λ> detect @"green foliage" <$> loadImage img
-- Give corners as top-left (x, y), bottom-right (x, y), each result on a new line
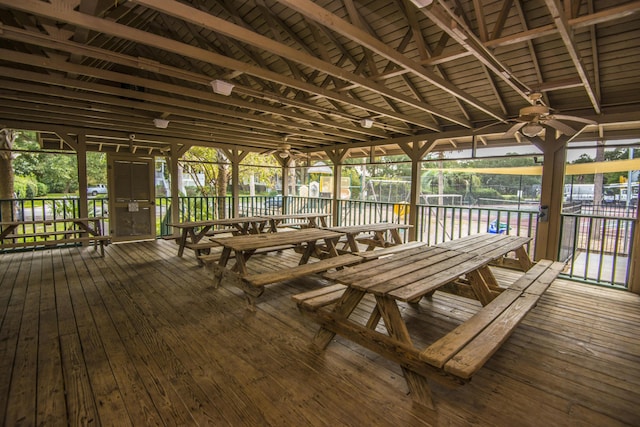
top-left (12, 131), bottom-right (80, 194)
top-left (471, 187), bottom-right (502, 200)
top-left (13, 175), bottom-right (40, 198)
top-left (87, 152), bottom-right (107, 185)
top-left (48, 198), bottom-right (79, 217)
top-left (569, 147), bottom-right (637, 185)
top-left (180, 147), bottom-right (228, 196)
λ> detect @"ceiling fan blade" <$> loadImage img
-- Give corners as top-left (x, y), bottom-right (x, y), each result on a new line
top-left (260, 148), bottom-right (277, 155)
top-left (544, 119), bottom-right (577, 136)
top-left (504, 122), bottom-right (526, 138)
top-left (551, 114), bottom-right (597, 125)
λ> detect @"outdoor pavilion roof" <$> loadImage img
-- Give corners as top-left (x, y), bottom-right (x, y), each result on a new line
top-left (0, 0), bottom-right (639, 159)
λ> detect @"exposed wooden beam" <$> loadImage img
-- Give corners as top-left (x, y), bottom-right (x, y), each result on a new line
top-left (276, 0), bottom-right (504, 124)
top-left (416, 1), bottom-right (532, 102)
top-left (0, 49), bottom-right (385, 141)
top-left (544, 0), bottom-right (601, 113)
top-left (1, 0), bottom-right (439, 131)
top-left (132, 0), bottom-right (468, 128)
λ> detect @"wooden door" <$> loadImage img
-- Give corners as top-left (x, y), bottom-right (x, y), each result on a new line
top-left (108, 155), bottom-right (156, 242)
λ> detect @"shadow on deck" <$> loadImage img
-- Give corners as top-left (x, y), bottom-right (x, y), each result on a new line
top-left (0, 240), bottom-right (638, 426)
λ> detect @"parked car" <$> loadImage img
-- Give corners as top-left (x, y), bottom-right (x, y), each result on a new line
top-left (264, 194), bottom-right (283, 208)
top-left (87, 184), bottom-right (108, 196)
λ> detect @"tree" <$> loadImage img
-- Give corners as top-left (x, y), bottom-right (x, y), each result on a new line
top-left (0, 129), bottom-right (17, 220)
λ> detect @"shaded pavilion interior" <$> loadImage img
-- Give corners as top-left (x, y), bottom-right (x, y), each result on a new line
top-left (2, 241), bottom-right (640, 426)
top-left (1, 0), bottom-right (640, 424)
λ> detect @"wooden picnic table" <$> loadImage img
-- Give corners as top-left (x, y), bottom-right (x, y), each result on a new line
top-left (208, 228), bottom-right (358, 308)
top-left (1, 217), bottom-right (110, 255)
top-left (263, 212), bottom-right (330, 232)
top-left (325, 222), bottom-right (411, 252)
top-left (435, 233), bottom-right (533, 271)
top-left (1, 220), bottom-right (52, 239)
top-left (169, 216), bottom-right (269, 257)
top-left (293, 238), bottom-right (563, 408)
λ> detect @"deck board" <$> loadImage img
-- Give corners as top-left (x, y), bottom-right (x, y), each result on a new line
top-left (0, 240), bottom-right (639, 426)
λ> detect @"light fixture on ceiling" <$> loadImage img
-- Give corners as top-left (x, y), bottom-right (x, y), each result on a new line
top-left (278, 151), bottom-right (289, 158)
top-left (409, 0), bottom-right (433, 8)
top-left (210, 79), bottom-right (234, 96)
top-left (360, 118), bottom-right (374, 128)
top-left (153, 118), bottom-right (170, 129)
top-left (521, 122), bottom-right (544, 137)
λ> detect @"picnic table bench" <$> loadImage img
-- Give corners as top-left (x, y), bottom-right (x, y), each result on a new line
top-left (292, 240), bottom-right (565, 408)
top-left (207, 228), bottom-right (361, 309)
top-left (1, 218), bottom-right (110, 256)
top-left (324, 222), bottom-right (411, 253)
top-left (263, 212), bottom-right (330, 232)
top-left (168, 216), bottom-right (269, 261)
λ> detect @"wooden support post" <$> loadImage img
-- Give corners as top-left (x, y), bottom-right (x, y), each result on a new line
top-left (325, 149), bottom-right (348, 226)
top-left (531, 131), bottom-right (569, 261)
top-left (76, 133), bottom-right (89, 221)
top-left (628, 214), bottom-right (640, 294)
top-left (279, 156), bottom-right (291, 214)
top-left (170, 147), bottom-right (180, 228)
top-left (224, 149), bottom-right (248, 218)
top-left (399, 141), bottom-right (435, 242)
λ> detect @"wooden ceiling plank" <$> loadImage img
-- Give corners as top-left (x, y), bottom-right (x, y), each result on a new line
top-left (276, 0), bottom-right (499, 124)
top-left (544, 0), bottom-right (601, 114)
top-left (569, 0), bottom-right (640, 28)
top-left (490, 0), bottom-right (514, 40)
top-left (0, 73), bottom-right (365, 145)
top-left (472, 0), bottom-right (488, 42)
top-left (417, 1), bottom-right (531, 102)
top-left (0, 38), bottom-right (389, 139)
top-left (513, 1), bottom-right (547, 107)
top-left (397, 1), bottom-right (469, 124)
top-left (344, 0), bottom-right (380, 76)
top-left (133, 0), bottom-right (463, 127)
top-left (2, 0), bottom-right (438, 131)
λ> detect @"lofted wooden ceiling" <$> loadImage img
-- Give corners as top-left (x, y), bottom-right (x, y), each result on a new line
top-left (0, 0), bottom-right (639, 158)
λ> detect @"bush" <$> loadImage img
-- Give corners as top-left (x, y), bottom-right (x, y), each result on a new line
top-left (37, 182), bottom-right (48, 196)
top-left (471, 187), bottom-right (502, 200)
top-left (14, 175), bottom-right (41, 198)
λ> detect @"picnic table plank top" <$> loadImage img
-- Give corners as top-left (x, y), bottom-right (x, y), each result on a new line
top-left (435, 234), bottom-right (531, 260)
top-left (265, 213), bottom-right (330, 220)
top-left (326, 222), bottom-right (412, 233)
top-left (169, 216), bottom-right (267, 228)
top-left (328, 246), bottom-right (484, 298)
top-left (210, 228), bottom-right (344, 251)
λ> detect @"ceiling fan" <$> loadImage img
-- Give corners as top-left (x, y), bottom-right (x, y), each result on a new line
top-left (262, 138), bottom-right (303, 158)
top-left (504, 92), bottom-right (597, 138)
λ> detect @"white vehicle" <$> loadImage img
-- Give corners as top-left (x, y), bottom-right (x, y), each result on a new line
top-left (564, 184), bottom-right (595, 202)
top-left (87, 184), bottom-right (108, 196)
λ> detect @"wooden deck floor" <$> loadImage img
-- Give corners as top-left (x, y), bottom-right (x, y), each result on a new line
top-left (1, 240), bottom-right (639, 426)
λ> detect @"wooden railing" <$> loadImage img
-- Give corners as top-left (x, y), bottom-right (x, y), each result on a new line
top-left (2, 196), bottom-right (634, 288)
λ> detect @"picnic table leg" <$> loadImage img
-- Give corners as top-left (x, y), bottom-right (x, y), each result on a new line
top-left (312, 287), bottom-right (365, 350)
top-left (323, 237), bottom-right (340, 258)
top-left (515, 246), bottom-right (533, 271)
top-left (390, 228), bottom-right (403, 245)
top-left (212, 247), bottom-right (233, 288)
top-left (300, 242), bottom-right (316, 264)
top-left (345, 234), bottom-right (359, 253)
top-left (466, 266), bottom-right (501, 306)
top-left (177, 229), bottom-right (189, 257)
top-left (375, 296), bottom-right (434, 409)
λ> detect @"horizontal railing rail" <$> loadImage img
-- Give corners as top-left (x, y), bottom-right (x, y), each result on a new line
top-left (2, 196), bottom-right (633, 288)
